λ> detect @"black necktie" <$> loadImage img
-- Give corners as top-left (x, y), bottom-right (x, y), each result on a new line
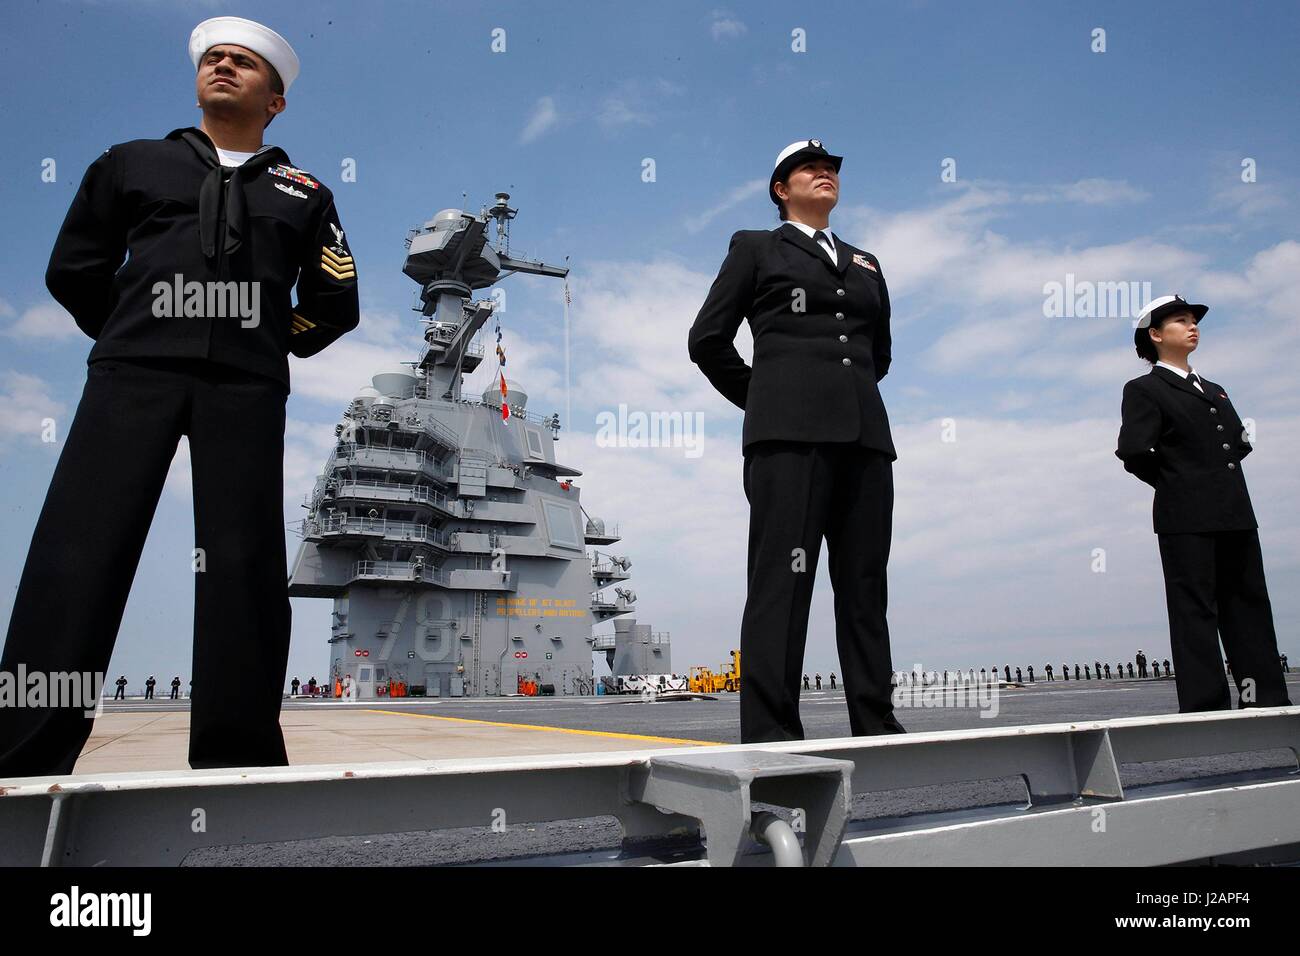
top-left (1188, 371), bottom-right (1202, 392)
top-left (813, 229), bottom-right (834, 260)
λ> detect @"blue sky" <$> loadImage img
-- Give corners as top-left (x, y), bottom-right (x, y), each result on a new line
top-left (2, 0), bottom-right (1298, 691)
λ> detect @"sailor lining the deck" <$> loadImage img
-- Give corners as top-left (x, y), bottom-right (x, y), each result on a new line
top-left (0, 16), bottom-right (360, 776)
top-left (1116, 294), bottom-right (1290, 713)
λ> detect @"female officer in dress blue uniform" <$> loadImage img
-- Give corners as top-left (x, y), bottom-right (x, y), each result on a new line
top-left (688, 140), bottom-right (906, 742)
top-left (1116, 294), bottom-right (1290, 712)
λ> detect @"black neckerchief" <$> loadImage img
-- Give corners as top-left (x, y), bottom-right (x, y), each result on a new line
top-left (167, 127), bottom-right (290, 260)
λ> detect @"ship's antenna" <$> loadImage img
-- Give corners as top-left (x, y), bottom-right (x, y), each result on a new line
top-left (562, 255), bottom-right (572, 438)
top-left (487, 192), bottom-right (517, 256)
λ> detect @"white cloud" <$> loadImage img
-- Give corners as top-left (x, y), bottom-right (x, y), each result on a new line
top-left (595, 78), bottom-right (686, 131)
top-left (1198, 239), bottom-right (1300, 317)
top-left (1021, 178), bottom-right (1150, 205)
top-left (562, 254), bottom-right (747, 422)
top-left (520, 96), bottom-right (559, 144)
top-left (287, 306), bottom-right (416, 406)
top-left (838, 183), bottom-right (1202, 308)
top-left (828, 182), bottom-right (1247, 377)
top-left (682, 178), bottom-right (767, 233)
top-left (1212, 179), bottom-right (1288, 219)
top-left (597, 96), bottom-right (650, 129)
top-left (3, 300), bottom-right (80, 341)
top-left (0, 369), bottom-right (68, 454)
top-left (710, 10), bottom-right (748, 40)
top-left (283, 414), bottom-right (341, 521)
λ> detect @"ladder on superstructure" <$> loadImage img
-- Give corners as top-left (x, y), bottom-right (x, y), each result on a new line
top-left (469, 557), bottom-right (486, 695)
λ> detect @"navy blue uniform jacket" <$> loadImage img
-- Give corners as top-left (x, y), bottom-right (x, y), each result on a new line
top-left (45, 127), bottom-right (359, 390)
top-left (687, 222), bottom-right (895, 459)
top-left (1116, 365), bottom-right (1258, 534)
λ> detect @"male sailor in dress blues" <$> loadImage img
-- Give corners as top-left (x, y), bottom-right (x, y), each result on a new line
top-left (0, 17), bottom-right (359, 776)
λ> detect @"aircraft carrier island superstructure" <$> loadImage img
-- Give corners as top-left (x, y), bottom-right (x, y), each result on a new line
top-left (288, 195), bottom-right (670, 698)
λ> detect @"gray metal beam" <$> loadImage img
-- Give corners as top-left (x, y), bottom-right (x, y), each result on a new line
top-left (1, 707), bottom-right (1296, 866)
top-left (833, 777), bottom-right (1300, 866)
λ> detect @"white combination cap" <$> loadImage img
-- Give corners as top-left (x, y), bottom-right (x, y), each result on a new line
top-left (1135, 293), bottom-right (1208, 329)
top-left (770, 139), bottom-right (843, 205)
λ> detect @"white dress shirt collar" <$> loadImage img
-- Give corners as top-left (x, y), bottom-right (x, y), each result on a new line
top-left (784, 219), bottom-right (837, 263)
top-left (1156, 360), bottom-right (1203, 391)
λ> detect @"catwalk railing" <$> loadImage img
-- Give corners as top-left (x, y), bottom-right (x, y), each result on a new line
top-left (307, 480), bottom-right (456, 515)
top-left (0, 707), bottom-right (1297, 867)
top-left (351, 560), bottom-right (448, 586)
top-left (299, 515), bottom-right (454, 550)
top-left (329, 443), bottom-right (455, 483)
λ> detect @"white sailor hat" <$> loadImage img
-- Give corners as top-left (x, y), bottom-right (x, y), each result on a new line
top-left (1135, 293), bottom-right (1208, 329)
top-left (770, 139), bottom-right (843, 205)
top-left (188, 16), bottom-right (300, 93)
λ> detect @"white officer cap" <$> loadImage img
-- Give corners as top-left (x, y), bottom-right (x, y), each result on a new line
top-left (1135, 293), bottom-right (1209, 328)
top-left (188, 16), bottom-right (300, 93)
top-left (770, 139), bottom-right (843, 205)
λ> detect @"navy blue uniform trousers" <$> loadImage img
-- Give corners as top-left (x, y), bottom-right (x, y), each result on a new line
top-left (739, 439), bottom-right (905, 742)
top-left (1157, 530), bottom-right (1291, 712)
top-left (0, 357), bottom-right (292, 775)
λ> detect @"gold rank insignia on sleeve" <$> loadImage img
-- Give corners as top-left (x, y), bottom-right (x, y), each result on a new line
top-left (320, 245), bottom-right (356, 281)
top-left (290, 312), bottom-right (317, 335)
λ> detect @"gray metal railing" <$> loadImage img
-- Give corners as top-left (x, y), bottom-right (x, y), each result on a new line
top-left (332, 444), bottom-right (453, 482)
top-left (302, 515), bottom-right (452, 549)
top-left (587, 631), bottom-right (669, 649)
top-left (2, 707), bottom-right (1297, 867)
top-left (419, 328), bottom-right (486, 366)
top-left (591, 595), bottom-right (634, 612)
top-left (339, 407), bottom-right (461, 451)
top-left (419, 397), bottom-right (557, 428)
top-left (423, 415), bottom-right (461, 451)
top-left (351, 560), bottom-right (447, 586)
top-left (328, 480), bottom-right (454, 513)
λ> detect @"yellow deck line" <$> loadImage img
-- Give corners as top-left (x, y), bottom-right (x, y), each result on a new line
top-left (360, 708), bottom-right (720, 747)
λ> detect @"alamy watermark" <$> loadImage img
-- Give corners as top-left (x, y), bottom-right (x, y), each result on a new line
top-left (892, 665), bottom-right (1001, 718)
top-left (1043, 274), bottom-right (1152, 320)
top-left (49, 885), bottom-right (151, 936)
top-left (152, 274), bottom-right (260, 328)
top-left (595, 403), bottom-right (704, 458)
top-left (0, 666), bottom-right (105, 717)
